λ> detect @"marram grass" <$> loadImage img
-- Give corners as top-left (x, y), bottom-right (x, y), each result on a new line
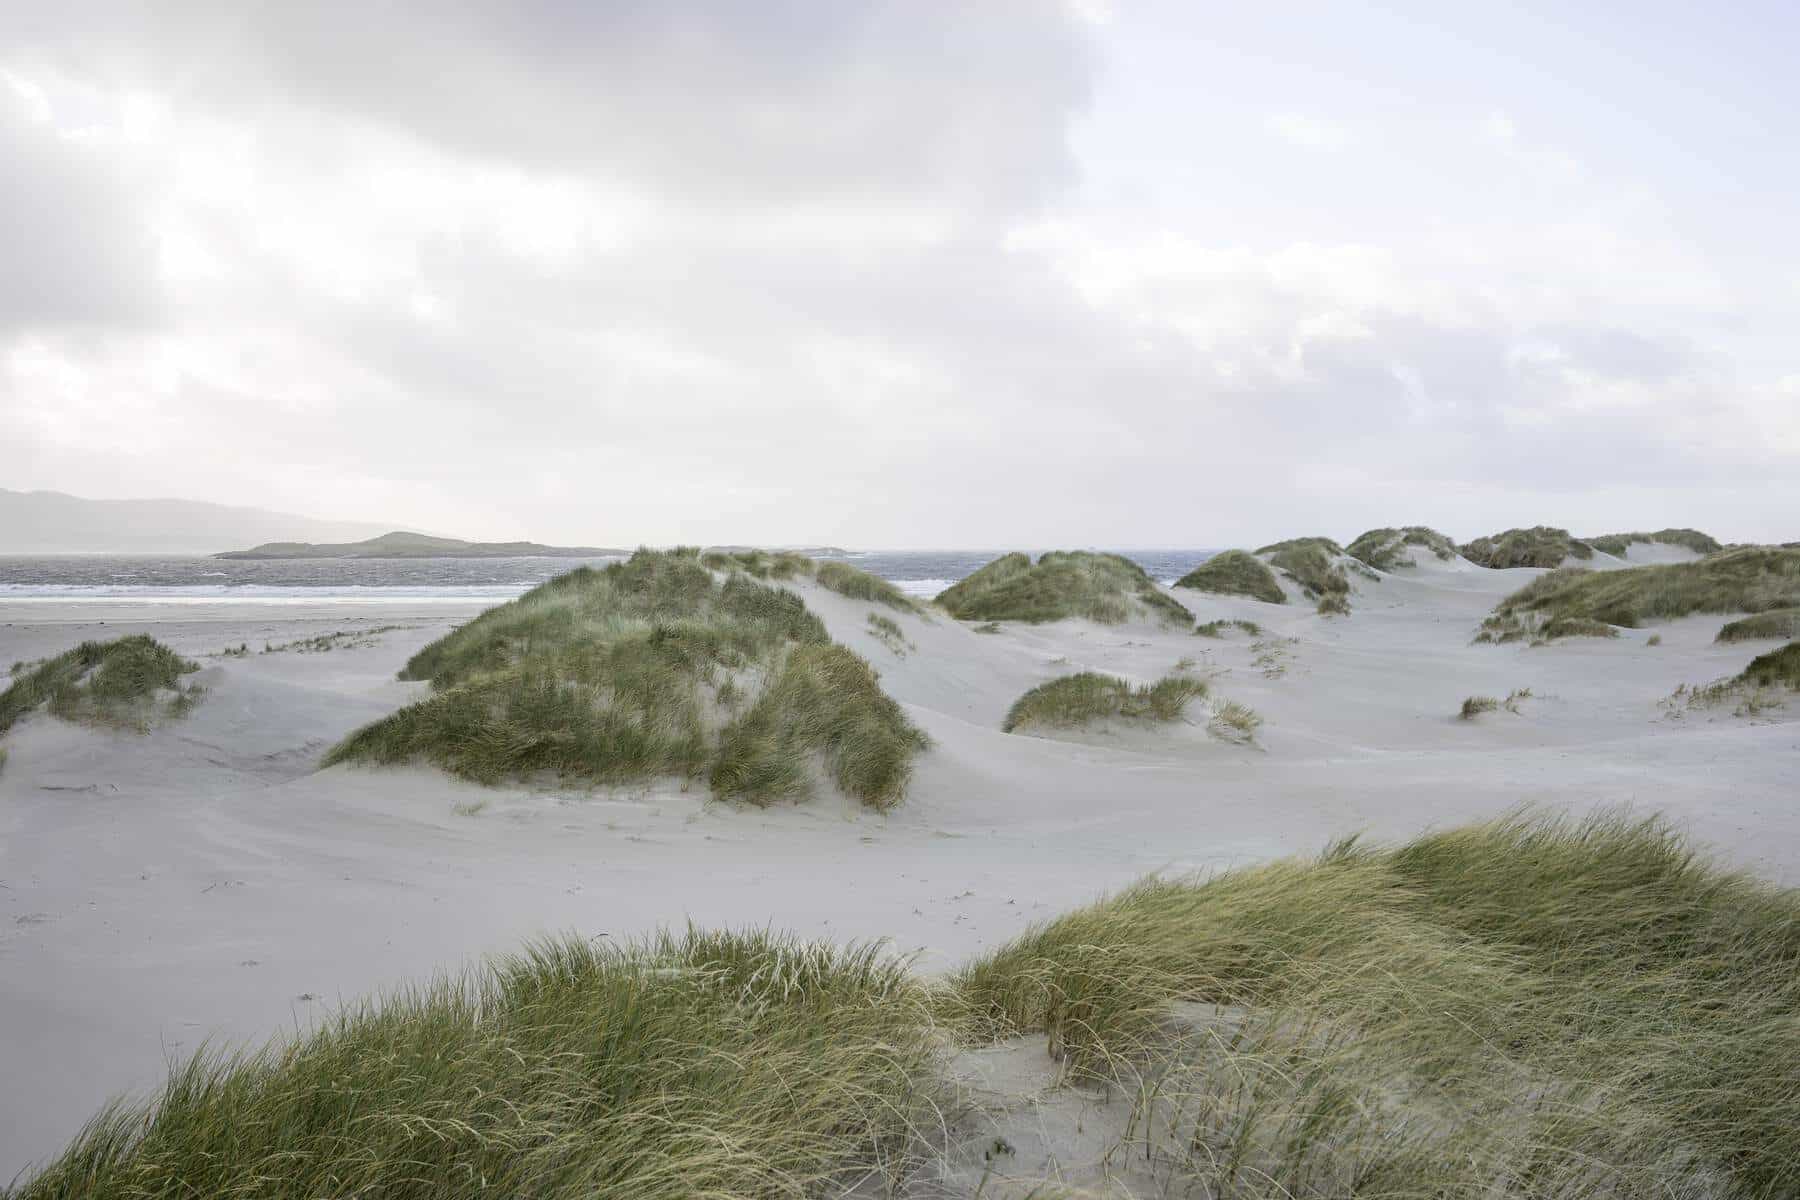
top-left (937, 551), bottom-right (1192, 627)
top-left (1460, 525), bottom-right (1596, 569)
top-left (1587, 528), bottom-right (1722, 558)
top-left (1346, 525), bottom-right (1457, 571)
top-left (1174, 549), bottom-right (1285, 604)
top-left (326, 550), bottom-right (926, 809)
top-left (1002, 671), bottom-right (1207, 733)
top-left (1487, 546), bottom-right (1800, 633)
top-left (12, 812), bottom-right (1800, 1198)
top-left (814, 560), bottom-right (920, 612)
top-left (0, 635), bottom-right (200, 737)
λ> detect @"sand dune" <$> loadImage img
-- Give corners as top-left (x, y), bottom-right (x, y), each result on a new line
top-left (1, 560), bottom-right (1796, 1180)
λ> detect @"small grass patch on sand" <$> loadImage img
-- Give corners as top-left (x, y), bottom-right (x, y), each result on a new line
top-left (1460, 525), bottom-right (1595, 568)
top-left (1003, 671), bottom-right (1207, 733)
top-left (1315, 592), bottom-right (1350, 617)
top-left (1174, 550), bottom-right (1285, 604)
top-left (1193, 618), bottom-right (1263, 638)
top-left (0, 635), bottom-right (201, 736)
top-left (1668, 643), bottom-right (1799, 718)
top-left (325, 550), bottom-right (926, 809)
top-left (1485, 546), bottom-right (1800, 635)
top-left (865, 612), bottom-right (913, 656)
top-left (815, 560), bottom-right (919, 612)
top-left (1458, 695), bottom-right (1498, 719)
top-left (1587, 528), bottom-right (1722, 558)
top-left (1716, 608), bottom-right (1800, 642)
top-left (1207, 698), bottom-right (1262, 743)
top-left (1346, 525), bottom-right (1457, 571)
top-left (938, 552), bottom-right (1192, 627)
top-left (262, 625), bottom-right (409, 654)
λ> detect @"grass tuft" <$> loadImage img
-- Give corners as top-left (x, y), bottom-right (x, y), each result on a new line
top-left (938, 552), bottom-right (1192, 627)
top-left (815, 560), bottom-right (920, 612)
top-left (1194, 618), bottom-right (1263, 638)
top-left (1458, 695), bottom-right (1498, 719)
top-left (10, 930), bottom-right (941, 1200)
top-left (1460, 525), bottom-right (1595, 569)
top-left (1716, 608), bottom-right (1800, 642)
top-left (1258, 538), bottom-right (1353, 607)
top-left (1174, 550), bottom-right (1285, 604)
top-left (1002, 671), bottom-right (1207, 733)
top-left (1485, 546), bottom-right (1800, 634)
top-left (0, 635), bottom-right (201, 737)
top-left (1346, 526), bottom-right (1457, 571)
top-left (325, 551), bottom-right (925, 809)
top-left (1587, 528), bottom-right (1722, 558)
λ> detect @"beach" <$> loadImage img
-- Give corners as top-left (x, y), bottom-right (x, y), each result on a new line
top-left (3, 551), bottom-right (1796, 1181)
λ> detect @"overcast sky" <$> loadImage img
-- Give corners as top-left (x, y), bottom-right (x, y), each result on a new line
top-left (4, 1), bottom-right (1797, 548)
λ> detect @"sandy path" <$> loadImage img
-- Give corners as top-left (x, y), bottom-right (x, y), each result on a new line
top-left (2, 574), bottom-right (1796, 1179)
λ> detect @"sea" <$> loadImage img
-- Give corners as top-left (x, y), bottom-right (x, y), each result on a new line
top-left (0, 550), bottom-right (1221, 605)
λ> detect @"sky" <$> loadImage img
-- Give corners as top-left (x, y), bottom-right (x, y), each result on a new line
top-left (3, 1), bottom-right (1797, 548)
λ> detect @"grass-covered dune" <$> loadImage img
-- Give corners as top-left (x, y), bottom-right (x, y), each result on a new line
top-left (936, 551), bottom-right (1192, 627)
top-left (1173, 549), bottom-right (1285, 604)
top-left (1716, 608), bottom-right (1800, 642)
top-left (1460, 525), bottom-right (1596, 569)
top-left (327, 549), bottom-right (927, 810)
top-left (1, 635), bottom-right (201, 738)
top-left (1256, 537), bottom-right (1355, 608)
top-left (1002, 671), bottom-right (1206, 733)
top-left (1587, 528), bottom-right (1722, 558)
top-left (698, 547), bottom-right (814, 580)
top-left (1345, 525), bottom-right (1457, 571)
top-left (16, 812), bottom-right (1800, 1198)
top-left (1484, 545), bottom-right (1800, 636)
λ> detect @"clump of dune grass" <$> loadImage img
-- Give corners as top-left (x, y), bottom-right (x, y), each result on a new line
top-left (865, 612), bottom-right (912, 656)
top-left (1485, 546), bottom-right (1800, 637)
top-left (1002, 671), bottom-right (1207, 733)
top-left (1315, 592), bottom-right (1350, 617)
top-left (700, 548), bottom-right (816, 581)
top-left (1346, 525), bottom-right (1457, 571)
top-left (1716, 607), bottom-right (1800, 642)
top-left (1207, 698), bottom-right (1262, 743)
top-left (0, 635), bottom-right (201, 737)
top-left (1668, 643), bottom-right (1797, 716)
top-left (325, 550), bottom-right (925, 809)
top-left (938, 552), bottom-right (1192, 627)
top-left (1587, 528), bottom-right (1722, 558)
top-left (711, 644), bottom-right (929, 811)
top-left (1193, 618), bottom-right (1263, 638)
top-left (815, 560), bottom-right (919, 612)
top-left (1740, 640), bottom-right (1800, 689)
top-left (1460, 525), bottom-right (1596, 569)
top-left (1256, 538), bottom-right (1353, 606)
top-left (1174, 550), bottom-right (1285, 604)
top-left (947, 809), bottom-right (1800, 1196)
top-left (1648, 633), bottom-right (1664, 646)
top-left (1458, 695), bottom-right (1498, 719)
top-left (9, 929), bottom-right (941, 1200)
top-left (972, 621), bottom-right (1003, 635)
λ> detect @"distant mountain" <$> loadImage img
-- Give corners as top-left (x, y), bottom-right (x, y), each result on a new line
top-left (0, 489), bottom-right (404, 554)
top-left (217, 531), bottom-right (623, 560)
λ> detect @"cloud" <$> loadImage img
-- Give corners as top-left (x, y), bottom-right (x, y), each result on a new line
top-left (0, 4), bottom-right (1795, 546)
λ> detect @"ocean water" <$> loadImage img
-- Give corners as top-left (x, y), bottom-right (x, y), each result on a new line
top-left (0, 550), bottom-right (1221, 604)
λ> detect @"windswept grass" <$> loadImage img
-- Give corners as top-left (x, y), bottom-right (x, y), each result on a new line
top-left (16, 813), bottom-right (1800, 1198)
top-left (700, 549), bottom-right (816, 580)
top-left (1716, 608), bottom-right (1800, 642)
top-left (0, 635), bottom-right (200, 737)
top-left (948, 809), bottom-right (1800, 1196)
top-left (1315, 592), bottom-right (1350, 617)
top-left (1193, 617), bottom-right (1263, 638)
top-left (1587, 528), bottom-right (1722, 558)
top-left (1485, 546), bottom-right (1800, 634)
top-left (814, 560), bottom-right (920, 612)
top-left (1458, 695), bottom-right (1498, 719)
top-left (711, 644), bottom-right (929, 812)
top-left (1174, 550), bottom-right (1285, 604)
top-left (1740, 640), bottom-right (1800, 690)
top-left (1345, 525), bottom-right (1457, 571)
top-left (937, 552), bottom-right (1192, 627)
top-left (1460, 525), bottom-right (1595, 568)
top-left (1002, 671), bottom-right (1207, 733)
top-left (10, 930), bottom-right (940, 1200)
top-left (1259, 538), bottom-right (1352, 605)
top-left (325, 550), bottom-right (926, 808)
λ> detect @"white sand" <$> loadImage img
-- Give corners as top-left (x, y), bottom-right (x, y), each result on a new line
top-left (2, 570), bottom-right (1797, 1180)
